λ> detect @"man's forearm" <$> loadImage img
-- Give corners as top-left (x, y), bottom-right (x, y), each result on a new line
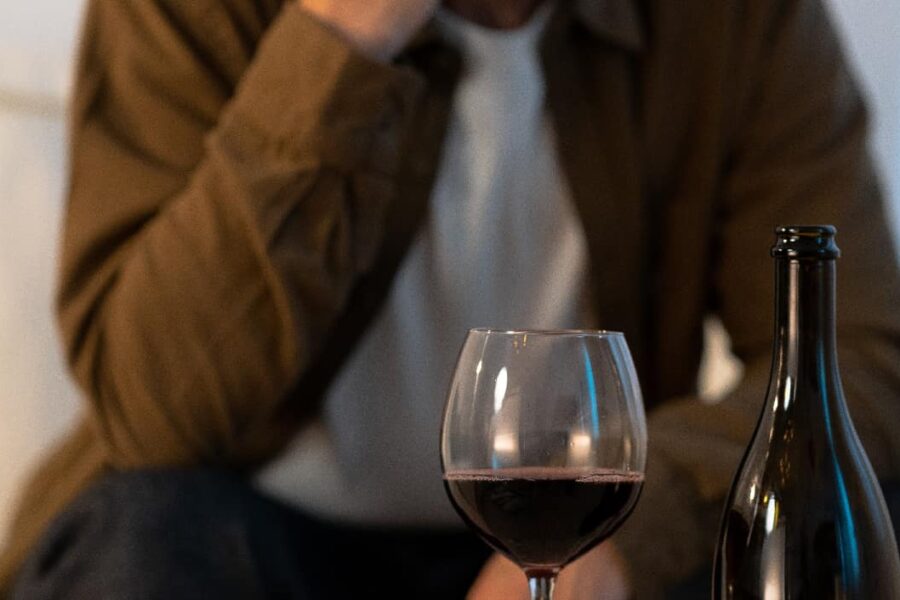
top-left (60, 2), bottom-right (422, 468)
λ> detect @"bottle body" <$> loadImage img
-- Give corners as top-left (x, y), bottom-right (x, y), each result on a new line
top-left (714, 227), bottom-right (900, 599)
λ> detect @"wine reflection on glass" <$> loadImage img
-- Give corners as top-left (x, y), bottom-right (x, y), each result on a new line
top-left (441, 329), bottom-right (648, 600)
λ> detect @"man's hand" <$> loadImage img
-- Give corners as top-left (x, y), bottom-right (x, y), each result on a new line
top-left (554, 542), bottom-right (631, 600)
top-left (467, 551), bottom-right (530, 599)
top-left (467, 543), bottom-right (631, 600)
top-left (299, 0), bottom-right (440, 62)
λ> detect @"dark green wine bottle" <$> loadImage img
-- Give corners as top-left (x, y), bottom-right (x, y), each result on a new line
top-left (714, 226), bottom-right (900, 599)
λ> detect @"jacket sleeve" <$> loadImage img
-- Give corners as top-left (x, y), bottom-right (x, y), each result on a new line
top-left (58, 0), bottom-right (423, 468)
top-left (614, 1), bottom-right (900, 597)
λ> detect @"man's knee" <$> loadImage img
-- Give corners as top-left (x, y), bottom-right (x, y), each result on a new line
top-left (13, 468), bottom-right (296, 600)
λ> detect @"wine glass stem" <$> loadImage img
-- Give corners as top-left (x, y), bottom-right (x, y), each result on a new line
top-left (528, 576), bottom-right (556, 600)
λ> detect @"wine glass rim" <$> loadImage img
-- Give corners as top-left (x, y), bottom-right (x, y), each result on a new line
top-left (467, 328), bottom-right (624, 337)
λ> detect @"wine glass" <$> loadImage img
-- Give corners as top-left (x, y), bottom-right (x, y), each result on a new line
top-left (441, 329), bottom-right (647, 600)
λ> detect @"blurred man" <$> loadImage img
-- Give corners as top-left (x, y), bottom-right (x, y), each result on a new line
top-left (3, 0), bottom-right (900, 598)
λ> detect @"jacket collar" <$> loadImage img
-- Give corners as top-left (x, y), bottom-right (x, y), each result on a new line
top-left (405, 0), bottom-right (644, 55)
top-left (574, 0), bottom-right (644, 51)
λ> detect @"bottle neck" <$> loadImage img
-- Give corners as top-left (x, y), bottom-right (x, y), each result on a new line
top-left (772, 258), bottom-right (840, 399)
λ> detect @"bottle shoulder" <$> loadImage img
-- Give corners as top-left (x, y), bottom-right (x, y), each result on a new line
top-left (722, 411), bottom-right (900, 583)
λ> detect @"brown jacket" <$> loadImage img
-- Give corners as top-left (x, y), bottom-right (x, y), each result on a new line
top-left (3, 0), bottom-right (900, 596)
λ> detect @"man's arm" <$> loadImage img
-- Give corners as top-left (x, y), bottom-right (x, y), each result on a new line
top-left (59, 0), bottom-right (426, 469)
top-left (614, 0), bottom-right (900, 597)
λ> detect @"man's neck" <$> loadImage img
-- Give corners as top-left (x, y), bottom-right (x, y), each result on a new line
top-left (443, 0), bottom-right (547, 29)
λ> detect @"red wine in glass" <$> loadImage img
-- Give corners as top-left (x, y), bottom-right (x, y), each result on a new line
top-left (441, 330), bottom-right (647, 599)
top-left (444, 467), bottom-right (643, 576)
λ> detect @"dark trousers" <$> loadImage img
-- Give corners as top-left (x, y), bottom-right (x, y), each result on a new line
top-left (12, 469), bottom-right (492, 600)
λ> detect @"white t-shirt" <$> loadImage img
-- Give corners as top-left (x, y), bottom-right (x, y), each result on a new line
top-left (256, 2), bottom-right (592, 527)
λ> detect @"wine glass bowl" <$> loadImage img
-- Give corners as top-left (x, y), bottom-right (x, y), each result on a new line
top-left (441, 329), bottom-right (647, 598)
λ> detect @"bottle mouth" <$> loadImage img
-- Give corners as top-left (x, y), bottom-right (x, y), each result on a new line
top-left (771, 225), bottom-right (840, 259)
